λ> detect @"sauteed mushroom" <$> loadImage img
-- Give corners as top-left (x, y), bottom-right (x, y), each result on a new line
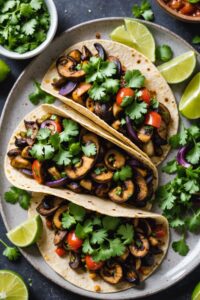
top-left (7, 148), bottom-right (21, 157)
top-left (156, 120), bottom-right (168, 142)
top-left (69, 251), bottom-right (81, 269)
top-left (36, 196), bottom-right (64, 216)
top-left (100, 262), bottom-right (123, 284)
top-left (104, 149), bottom-right (125, 170)
top-left (129, 234), bottom-right (149, 257)
top-left (24, 120), bottom-right (39, 140)
top-left (82, 133), bottom-right (100, 154)
top-left (54, 230), bottom-right (67, 246)
top-left (112, 102), bottom-right (123, 118)
top-left (109, 180), bottom-right (134, 203)
top-left (92, 164), bottom-right (113, 183)
top-left (158, 103), bottom-right (171, 125)
top-left (15, 137), bottom-right (28, 149)
top-left (143, 140), bottom-right (154, 157)
top-left (65, 156), bottom-right (95, 180)
top-left (94, 102), bottom-right (113, 123)
top-left (86, 97), bottom-right (95, 112)
top-left (53, 205), bottom-right (68, 229)
top-left (67, 182), bottom-right (82, 193)
top-left (11, 155), bottom-right (32, 169)
top-left (94, 43), bottom-right (107, 60)
top-left (21, 146), bottom-right (32, 159)
top-left (95, 183), bottom-right (110, 198)
top-left (137, 126), bottom-right (153, 143)
top-left (135, 175), bottom-right (148, 202)
top-left (72, 82), bottom-right (92, 105)
top-left (124, 266), bottom-right (140, 285)
top-left (107, 56), bottom-right (122, 76)
top-left (81, 45), bottom-right (92, 61)
top-left (80, 179), bottom-right (93, 191)
top-left (67, 49), bottom-right (82, 63)
top-left (56, 56), bottom-right (85, 80)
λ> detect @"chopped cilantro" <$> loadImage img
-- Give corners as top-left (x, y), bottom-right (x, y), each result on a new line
top-left (94, 166), bottom-right (107, 175)
top-left (113, 165), bottom-right (133, 182)
top-left (156, 45), bottom-right (173, 62)
top-left (29, 81), bottom-right (55, 105)
top-left (61, 212), bottom-right (76, 229)
top-left (102, 216), bottom-right (120, 231)
top-left (124, 70), bottom-right (145, 89)
top-left (91, 229), bottom-right (108, 245)
top-left (30, 143), bottom-right (54, 161)
top-left (172, 235), bottom-right (189, 256)
top-left (4, 186), bottom-right (31, 210)
top-left (192, 35), bottom-right (200, 44)
top-left (125, 100), bottom-right (147, 121)
top-left (117, 224), bottom-right (134, 244)
top-left (53, 148), bottom-right (72, 166)
top-left (120, 96), bottom-right (134, 107)
top-left (132, 0), bottom-right (154, 21)
top-left (69, 142), bottom-right (81, 156)
top-left (82, 143), bottom-right (97, 157)
top-left (60, 119), bottom-right (79, 142)
top-left (0, 239), bottom-right (20, 261)
top-left (36, 128), bottom-right (51, 141)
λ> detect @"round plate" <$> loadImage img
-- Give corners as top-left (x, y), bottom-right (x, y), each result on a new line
top-left (0, 18), bottom-right (199, 300)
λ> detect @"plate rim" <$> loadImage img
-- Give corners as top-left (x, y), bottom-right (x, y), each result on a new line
top-left (0, 17), bottom-right (199, 299)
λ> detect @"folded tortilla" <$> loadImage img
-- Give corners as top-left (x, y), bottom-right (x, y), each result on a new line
top-left (5, 104), bottom-right (158, 210)
top-left (28, 192), bottom-right (169, 293)
top-left (41, 39), bottom-right (179, 165)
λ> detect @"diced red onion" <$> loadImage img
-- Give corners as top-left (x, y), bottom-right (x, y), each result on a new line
top-left (59, 81), bottom-right (77, 96)
top-left (21, 169), bottom-right (33, 177)
top-left (45, 177), bottom-right (68, 188)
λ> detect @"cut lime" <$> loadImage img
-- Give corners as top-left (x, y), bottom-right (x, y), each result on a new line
top-left (7, 215), bottom-right (43, 247)
top-left (110, 19), bottom-right (156, 62)
top-left (179, 72), bottom-right (200, 119)
top-left (158, 51), bottom-right (196, 84)
top-left (0, 59), bottom-right (10, 82)
top-left (192, 282), bottom-right (200, 300)
top-left (0, 270), bottom-right (28, 300)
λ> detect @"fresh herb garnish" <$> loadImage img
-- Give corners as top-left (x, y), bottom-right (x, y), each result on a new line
top-left (4, 186), bottom-right (31, 210)
top-left (113, 165), bottom-right (133, 181)
top-left (0, 239), bottom-right (20, 261)
top-left (172, 235), bottom-right (189, 256)
top-left (82, 143), bottom-right (97, 157)
top-left (192, 35), bottom-right (200, 44)
top-left (124, 70), bottom-right (145, 89)
top-left (132, 0), bottom-right (154, 21)
top-left (29, 81), bottom-right (55, 105)
top-left (125, 101), bottom-right (147, 121)
top-left (94, 166), bottom-right (107, 175)
top-left (156, 45), bottom-right (173, 62)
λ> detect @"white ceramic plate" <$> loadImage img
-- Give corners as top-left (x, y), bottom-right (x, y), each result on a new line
top-left (0, 18), bottom-right (199, 299)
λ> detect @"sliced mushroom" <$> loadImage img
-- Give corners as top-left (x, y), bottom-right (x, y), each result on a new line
top-left (52, 76), bottom-right (67, 89)
top-left (107, 56), bottom-right (122, 76)
top-left (54, 230), bottom-right (67, 246)
top-left (91, 163), bottom-right (113, 183)
top-left (36, 196), bottom-right (64, 216)
top-left (48, 166), bottom-right (61, 180)
top-left (119, 248), bottom-right (129, 261)
top-left (113, 102), bottom-right (123, 118)
top-left (11, 155), bottom-right (32, 169)
top-left (129, 234), bottom-right (149, 258)
top-left (104, 149), bottom-right (125, 170)
top-left (135, 168), bottom-right (147, 178)
top-left (67, 182), bottom-right (82, 193)
top-left (149, 236), bottom-right (159, 247)
top-left (21, 146), bottom-right (32, 159)
top-left (69, 251), bottom-right (81, 269)
top-left (124, 267), bottom-right (140, 285)
top-left (86, 97), bottom-right (95, 112)
top-left (137, 126), bottom-right (153, 143)
top-left (157, 120), bottom-right (168, 142)
top-left (67, 49), bottom-right (82, 63)
top-left (109, 180), bottom-right (134, 203)
top-left (100, 262), bottom-right (123, 284)
top-left (135, 219), bottom-right (152, 236)
top-left (111, 120), bottom-right (121, 131)
top-left (94, 102), bottom-right (113, 123)
top-left (143, 140), bottom-right (155, 157)
top-left (81, 45), bottom-right (92, 61)
top-left (24, 120), bottom-right (39, 140)
top-left (158, 103), bottom-right (171, 125)
top-left (7, 148), bottom-right (21, 157)
top-left (53, 205), bottom-right (68, 229)
top-left (94, 43), bottom-right (107, 60)
top-left (56, 55), bottom-right (85, 80)
top-left (135, 175), bottom-right (148, 202)
top-left (95, 183), bottom-right (111, 198)
top-left (15, 137), bottom-right (28, 149)
top-left (80, 179), bottom-right (93, 191)
top-left (82, 133), bottom-right (100, 154)
top-left (72, 82), bottom-right (92, 105)
top-left (65, 156), bottom-right (95, 180)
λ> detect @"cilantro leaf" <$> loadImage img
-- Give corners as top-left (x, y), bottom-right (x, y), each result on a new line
top-left (100, 61), bottom-right (117, 78)
top-left (69, 203), bottom-right (86, 222)
top-left (162, 160), bottom-right (178, 174)
top-left (0, 238), bottom-right (20, 261)
top-left (61, 212), bottom-right (76, 229)
top-left (113, 165), bottom-right (133, 182)
top-left (30, 0), bottom-right (42, 10)
top-left (22, 19), bottom-right (37, 36)
top-left (75, 221), bottom-right (93, 239)
top-left (120, 96), bottom-right (134, 108)
top-left (82, 143), bottom-right (96, 157)
top-left (170, 218), bottom-right (185, 229)
top-left (53, 148), bottom-right (72, 166)
top-left (125, 101), bottom-right (147, 120)
top-left (172, 236), bottom-right (189, 256)
top-left (117, 224), bottom-right (134, 244)
top-left (29, 81), bottom-right (55, 105)
top-left (69, 142), bottom-right (81, 155)
top-left (91, 229), bottom-right (107, 245)
top-left (109, 238), bottom-right (126, 257)
top-left (20, 3), bottom-right (33, 17)
top-left (88, 83), bottom-right (107, 101)
top-left (92, 246), bottom-right (113, 262)
top-left (60, 119), bottom-right (79, 142)
top-left (30, 143), bottom-right (54, 161)
top-left (184, 179), bottom-right (199, 194)
top-left (125, 70), bottom-right (145, 88)
top-left (4, 187), bottom-right (31, 210)
top-left (142, 9), bottom-right (154, 21)
top-left (2, 1), bottom-right (16, 13)
top-left (36, 128), bottom-right (51, 141)
top-left (132, 0), bottom-right (154, 21)
top-left (102, 78), bottom-right (120, 94)
top-left (82, 238), bottom-right (94, 254)
top-left (186, 143), bottom-right (200, 165)
top-left (49, 133), bottom-right (60, 150)
top-left (156, 45), bottom-right (173, 62)
top-left (102, 216), bottom-right (120, 231)
top-left (192, 35), bottom-right (200, 44)
top-left (186, 210), bottom-right (200, 232)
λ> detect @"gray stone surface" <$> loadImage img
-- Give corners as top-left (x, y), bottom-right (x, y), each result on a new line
top-left (0, 0), bottom-right (199, 299)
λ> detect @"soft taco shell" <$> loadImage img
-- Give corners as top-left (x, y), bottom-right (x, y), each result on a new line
top-left (5, 104), bottom-right (158, 211)
top-left (41, 39), bottom-right (179, 165)
top-left (28, 192), bottom-right (169, 293)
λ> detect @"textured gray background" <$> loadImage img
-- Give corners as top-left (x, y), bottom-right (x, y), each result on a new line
top-left (0, 0), bottom-right (200, 299)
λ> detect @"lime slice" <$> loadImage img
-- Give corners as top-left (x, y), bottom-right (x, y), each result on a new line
top-left (0, 59), bottom-right (10, 82)
top-left (157, 51), bottom-right (196, 84)
top-left (179, 72), bottom-right (200, 119)
top-left (7, 215), bottom-right (43, 247)
top-left (192, 282), bottom-right (200, 300)
top-left (0, 270), bottom-right (28, 300)
top-left (110, 19), bottom-right (155, 62)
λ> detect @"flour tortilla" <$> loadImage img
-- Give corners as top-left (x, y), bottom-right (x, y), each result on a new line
top-left (41, 39), bottom-right (179, 165)
top-left (5, 104), bottom-right (158, 211)
top-left (28, 192), bottom-right (169, 293)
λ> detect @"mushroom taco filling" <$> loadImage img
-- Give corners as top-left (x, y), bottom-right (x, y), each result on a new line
top-left (41, 39), bottom-right (178, 165)
top-left (6, 105), bottom-right (156, 209)
top-left (29, 193), bottom-right (169, 292)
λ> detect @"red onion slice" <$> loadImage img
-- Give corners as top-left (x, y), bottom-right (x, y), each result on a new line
top-left (176, 146), bottom-right (191, 168)
top-left (59, 81), bottom-right (77, 96)
top-left (45, 177), bottom-right (68, 188)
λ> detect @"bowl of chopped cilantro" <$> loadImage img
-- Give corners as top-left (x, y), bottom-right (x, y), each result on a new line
top-left (0, 0), bottom-right (58, 59)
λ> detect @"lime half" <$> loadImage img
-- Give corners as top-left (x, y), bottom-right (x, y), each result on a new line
top-left (0, 60), bottom-right (10, 82)
top-left (192, 282), bottom-right (200, 300)
top-left (0, 270), bottom-right (28, 300)
top-left (7, 215), bottom-right (43, 247)
top-left (110, 19), bottom-right (155, 62)
top-left (179, 72), bottom-right (200, 119)
top-left (158, 51), bottom-right (196, 84)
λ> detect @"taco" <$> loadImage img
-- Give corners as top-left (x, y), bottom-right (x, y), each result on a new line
top-left (29, 192), bottom-right (169, 293)
top-left (5, 104), bottom-right (158, 210)
top-left (41, 39), bottom-right (179, 165)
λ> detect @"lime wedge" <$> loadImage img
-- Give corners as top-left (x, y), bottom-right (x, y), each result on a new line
top-left (158, 51), bottom-right (196, 84)
top-left (0, 270), bottom-right (28, 300)
top-left (192, 282), bottom-right (200, 300)
top-left (110, 19), bottom-right (155, 62)
top-left (7, 215), bottom-right (43, 247)
top-left (0, 60), bottom-right (10, 82)
top-left (179, 72), bottom-right (200, 119)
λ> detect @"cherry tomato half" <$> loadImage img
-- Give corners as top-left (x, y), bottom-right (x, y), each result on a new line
top-left (67, 230), bottom-right (83, 251)
top-left (32, 160), bottom-right (43, 184)
top-left (155, 226), bottom-right (166, 239)
top-left (139, 88), bottom-right (151, 105)
top-left (180, 3), bottom-right (194, 15)
top-left (55, 247), bottom-right (66, 257)
top-left (145, 111), bottom-right (162, 128)
top-left (85, 255), bottom-right (104, 271)
top-left (116, 87), bottom-right (134, 106)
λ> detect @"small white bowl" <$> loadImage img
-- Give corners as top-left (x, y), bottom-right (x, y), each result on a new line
top-left (0, 0), bottom-right (58, 60)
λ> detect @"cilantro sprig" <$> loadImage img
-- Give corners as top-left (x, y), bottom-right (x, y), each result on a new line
top-left (29, 81), bottom-right (55, 105)
top-left (0, 239), bottom-right (20, 261)
top-left (4, 186), bottom-right (31, 210)
top-left (132, 0), bottom-right (154, 21)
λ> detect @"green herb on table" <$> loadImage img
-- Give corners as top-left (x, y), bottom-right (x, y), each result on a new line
top-left (132, 0), bottom-right (154, 21)
top-left (188, 0), bottom-right (200, 3)
top-left (0, 59), bottom-right (10, 82)
top-left (0, 239), bottom-right (20, 261)
top-left (0, 0), bottom-right (50, 54)
top-left (156, 45), bottom-right (173, 62)
top-left (4, 186), bottom-right (31, 210)
top-left (192, 35), bottom-right (200, 45)
top-left (29, 81), bottom-right (55, 105)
